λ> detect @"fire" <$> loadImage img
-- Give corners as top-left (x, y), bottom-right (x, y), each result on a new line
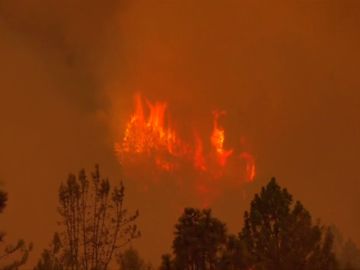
top-left (211, 111), bottom-right (233, 167)
top-left (239, 152), bottom-right (256, 182)
top-left (121, 94), bottom-right (183, 156)
top-left (116, 93), bottom-right (256, 204)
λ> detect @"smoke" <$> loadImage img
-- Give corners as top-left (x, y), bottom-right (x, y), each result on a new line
top-left (0, 0), bottom-right (129, 266)
top-left (0, 0), bottom-right (130, 112)
top-left (104, 0), bottom-right (360, 263)
top-left (0, 0), bottom-right (360, 267)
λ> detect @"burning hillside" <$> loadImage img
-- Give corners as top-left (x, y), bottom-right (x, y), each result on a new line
top-left (115, 94), bottom-right (256, 205)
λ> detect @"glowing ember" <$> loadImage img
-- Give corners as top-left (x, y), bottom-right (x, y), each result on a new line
top-left (115, 93), bottom-right (256, 204)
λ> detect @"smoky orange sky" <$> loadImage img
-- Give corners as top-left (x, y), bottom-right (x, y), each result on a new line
top-left (0, 0), bottom-right (360, 267)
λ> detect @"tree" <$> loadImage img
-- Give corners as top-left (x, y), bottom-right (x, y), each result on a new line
top-left (159, 254), bottom-right (174, 270)
top-left (330, 226), bottom-right (360, 270)
top-left (33, 233), bottom-right (63, 270)
top-left (117, 247), bottom-right (152, 270)
top-left (36, 165), bottom-right (140, 270)
top-left (216, 235), bottom-right (249, 270)
top-left (241, 177), bottom-right (338, 270)
top-left (172, 208), bottom-right (227, 270)
top-left (0, 189), bottom-right (32, 270)
top-left (339, 239), bottom-right (360, 270)
top-left (0, 191), bottom-right (6, 214)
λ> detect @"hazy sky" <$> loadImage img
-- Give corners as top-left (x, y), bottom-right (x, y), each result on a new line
top-left (0, 0), bottom-right (359, 267)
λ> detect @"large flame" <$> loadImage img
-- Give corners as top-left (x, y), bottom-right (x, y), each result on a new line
top-left (115, 93), bottom-right (256, 205)
top-left (120, 94), bottom-right (182, 155)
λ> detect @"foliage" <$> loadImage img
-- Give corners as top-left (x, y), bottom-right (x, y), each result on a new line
top-left (338, 238), bottom-right (360, 270)
top-left (241, 177), bottom-right (338, 270)
top-left (162, 178), bottom-right (341, 270)
top-left (216, 235), bottom-right (249, 270)
top-left (117, 247), bottom-right (152, 270)
top-left (33, 233), bottom-right (63, 270)
top-left (0, 191), bottom-right (7, 214)
top-left (35, 165), bottom-right (139, 270)
top-left (331, 226), bottom-right (360, 270)
top-left (172, 208), bottom-right (227, 270)
top-left (159, 254), bottom-right (174, 270)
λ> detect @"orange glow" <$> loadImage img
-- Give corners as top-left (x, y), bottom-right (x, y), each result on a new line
top-left (211, 111), bottom-right (233, 167)
top-left (155, 157), bottom-right (176, 172)
top-left (116, 93), bottom-right (256, 204)
top-left (240, 152), bottom-right (256, 182)
top-left (120, 94), bottom-right (184, 167)
top-left (194, 134), bottom-right (207, 171)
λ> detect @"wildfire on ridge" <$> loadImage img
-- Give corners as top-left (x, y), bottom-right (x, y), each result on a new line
top-left (115, 93), bottom-right (256, 204)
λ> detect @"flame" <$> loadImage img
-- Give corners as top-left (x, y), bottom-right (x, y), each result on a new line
top-left (211, 111), bottom-right (233, 167)
top-left (116, 93), bottom-right (256, 204)
top-left (240, 152), bottom-right (256, 182)
top-left (121, 94), bottom-right (184, 161)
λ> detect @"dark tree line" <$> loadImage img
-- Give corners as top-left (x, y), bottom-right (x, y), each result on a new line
top-left (1, 166), bottom-right (359, 270)
top-left (117, 247), bottom-right (153, 270)
top-left (160, 178), bottom-right (342, 270)
top-left (332, 227), bottom-right (360, 270)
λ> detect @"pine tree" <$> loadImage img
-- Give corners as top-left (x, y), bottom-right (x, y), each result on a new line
top-left (241, 178), bottom-right (338, 270)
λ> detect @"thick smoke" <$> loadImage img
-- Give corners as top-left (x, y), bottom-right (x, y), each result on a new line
top-left (0, 0), bottom-right (360, 266)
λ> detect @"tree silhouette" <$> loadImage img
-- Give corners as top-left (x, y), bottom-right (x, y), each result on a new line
top-left (172, 208), bottom-right (227, 270)
top-left (159, 254), bottom-right (174, 270)
top-left (339, 239), bottom-right (360, 270)
top-left (0, 191), bottom-right (6, 215)
top-left (217, 234), bottom-right (249, 270)
top-left (241, 177), bottom-right (338, 270)
top-left (35, 165), bottom-right (139, 270)
top-left (0, 190), bottom-right (32, 270)
top-left (117, 247), bottom-right (152, 270)
top-left (34, 233), bottom-right (63, 270)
